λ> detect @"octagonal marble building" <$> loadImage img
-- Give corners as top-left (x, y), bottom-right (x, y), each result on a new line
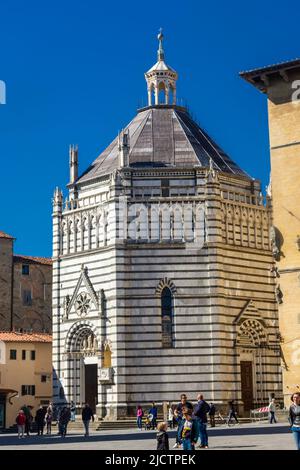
top-left (52, 32), bottom-right (283, 418)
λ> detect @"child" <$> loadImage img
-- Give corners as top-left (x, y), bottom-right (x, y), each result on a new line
top-left (177, 406), bottom-right (199, 451)
top-left (16, 410), bottom-right (26, 439)
top-left (156, 422), bottom-right (169, 450)
top-left (45, 411), bottom-right (52, 435)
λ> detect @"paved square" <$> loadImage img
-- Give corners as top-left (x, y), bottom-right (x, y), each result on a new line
top-left (0, 422), bottom-right (295, 450)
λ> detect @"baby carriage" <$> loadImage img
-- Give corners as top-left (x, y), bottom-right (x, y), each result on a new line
top-left (144, 413), bottom-right (153, 430)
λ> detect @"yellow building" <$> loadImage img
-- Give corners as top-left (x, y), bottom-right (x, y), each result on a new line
top-left (241, 59), bottom-right (300, 406)
top-left (0, 331), bottom-right (52, 428)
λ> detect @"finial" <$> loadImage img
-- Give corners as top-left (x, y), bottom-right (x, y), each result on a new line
top-left (157, 28), bottom-right (164, 61)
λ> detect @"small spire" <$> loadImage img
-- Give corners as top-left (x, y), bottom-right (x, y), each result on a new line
top-left (157, 28), bottom-right (164, 61)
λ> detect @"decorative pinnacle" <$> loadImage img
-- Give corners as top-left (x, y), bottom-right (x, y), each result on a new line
top-left (157, 28), bottom-right (164, 61)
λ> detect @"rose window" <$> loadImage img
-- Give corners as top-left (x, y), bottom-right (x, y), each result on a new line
top-left (75, 292), bottom-right (91, 316)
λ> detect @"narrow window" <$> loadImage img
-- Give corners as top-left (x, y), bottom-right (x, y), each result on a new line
top-left (41, 375), bottom-right (47, 383)
top-left (30, 350), bottom-right (36, 360)
top-left (161, 287), bottom-right (173, 348)
top-left (10, 349), bottom-right (17, 360)
top-left (22, 264), bottom-right (30, 275)
top-left (22, 350), bottom-right (26, 360)
top-left (22, 289), bottom-right (32, 306)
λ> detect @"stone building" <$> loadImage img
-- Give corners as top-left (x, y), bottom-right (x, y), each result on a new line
top-left (0, 231), bottom-right (52, 333)
top-left (241, 59), bottom-right (300, 406)
top-left (0, 331), bottom-right (52, 428)
top-left (52, 32), bottom-right (282, 418)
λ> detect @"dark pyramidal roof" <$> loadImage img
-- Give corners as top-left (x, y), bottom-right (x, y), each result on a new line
top-left (77, 105), bottom-right (248, 184)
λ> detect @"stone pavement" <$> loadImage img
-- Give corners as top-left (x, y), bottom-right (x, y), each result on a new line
top-left (0, 422), bottom-right (295, 450)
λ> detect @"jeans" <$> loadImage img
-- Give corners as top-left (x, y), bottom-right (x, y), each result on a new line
top-left (198, 422), bottom-right (208, 446)
top-left (227, 411), bottom-right (238, 424)
top-left (37, 422), bottom-right (44, 435)
top-left (151, 418), bottom-right (157, 430)
top-left (46, 422), bottom-right (51, 434)
top-left (182, 439), bottom-right (194, 451)
top-left (292, 426), bottom-right (300, 450)
top-left (83, 420), bottom-right (90, 436)
top-left (137, 416), bottom-right (142, 429)
top-left (269, 411), bottom-right (277, 424)
top-left (17, 425), bottom-right (25, 438)
top-left (209, 415), bottom-right (215, 427)
top-left (59, 422), bottom-right (67, 436)
top-left (176, 417), bottom-right (182, 443)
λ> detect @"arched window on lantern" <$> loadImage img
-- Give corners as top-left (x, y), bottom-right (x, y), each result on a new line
top-left (161, 286), bottom-right (173, 348)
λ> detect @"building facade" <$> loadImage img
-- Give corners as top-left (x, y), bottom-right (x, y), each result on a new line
top-left (241, 59), bottom-right (300, 406)
top-left (0, 231), bottom-right (52, 333)
top-left (53, 33), bottom-right (283, 418)
top-left (0, 332), bottom-right (52, 428)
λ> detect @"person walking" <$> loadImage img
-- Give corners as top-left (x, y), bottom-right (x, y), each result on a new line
top-left (58, 406), bottom-right (71, 437)
top-left (148, 402), bottom-right (158, 430)
top-left (70, 401), bottom-right (76, 422)
top-left (35, 405), bottom-right (46, 436)
top-left (168, 405), bottom-right (174, 429)
top-left (156, 422), bottom-right (169, 450)
top-left (268, 398), bottom-right (277, 424)
top-left (289, 392), bottom-right (300, 450)
top-left (21, 405), bottom-right (32, 436)
top-left (45, 409), bottom-right (52, 435)
top-left (16, 410), bottom-right (26, 439)
top-left (81, 403), bottom-right (94, 437)
top-left (173, 394), bottom-right (193, 448)
top-left (208, 403), bottom-right (216, 428)
top-left (177, 406), bottom-right (199, 451)
top-left (194, 394), bottom-right (210, 448)
top-left (136, 405), bottom-right (143, 430)
top-left (227, 400), bottom-right (239, 425)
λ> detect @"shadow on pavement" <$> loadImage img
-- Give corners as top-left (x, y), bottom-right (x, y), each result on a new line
top-left (0, 424), bottom-right (290, 447)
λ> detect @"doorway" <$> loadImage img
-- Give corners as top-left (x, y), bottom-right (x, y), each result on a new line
top-left (84, 364), bottom-right (98, 413)
top-left (0, 394), bottom-right (5, 429)
top-left (240, 361), bottom-right (254, 412)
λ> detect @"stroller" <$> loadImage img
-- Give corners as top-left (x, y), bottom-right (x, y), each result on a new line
top-left (144, 413), bottom-right (153, 430)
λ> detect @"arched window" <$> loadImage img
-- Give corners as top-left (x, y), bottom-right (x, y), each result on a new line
top-left (161, 287), bottom-right (173, 348)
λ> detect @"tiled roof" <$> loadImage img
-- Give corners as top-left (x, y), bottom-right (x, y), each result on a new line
top-left (240, 58), bottom-right (300, 77)
top-left (13, 255), bottom-right (53, 266)
top-left (0, 230), bottom-right (14, 239)
top-left (0, 332), bottom-right (52, 343)
top-left (76, 105), bottom-right (248, 184)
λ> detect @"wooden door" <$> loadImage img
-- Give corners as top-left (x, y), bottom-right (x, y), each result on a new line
top-left (240, 361), bottom-right (254, 412)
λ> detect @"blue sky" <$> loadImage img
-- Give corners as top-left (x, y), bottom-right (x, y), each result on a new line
top-left (0, 0), bottom-right (298, 257)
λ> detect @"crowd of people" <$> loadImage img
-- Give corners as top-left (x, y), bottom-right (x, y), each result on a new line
top-left (14, 391), bottom-right (300, 450)
top-left (15, 402), bottom-right (94, 438)
top-left (135, 392), bottom-right (300, 451)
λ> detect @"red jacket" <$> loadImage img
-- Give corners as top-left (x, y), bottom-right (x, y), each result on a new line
top-left (16, 413), bottom-right (26, 425)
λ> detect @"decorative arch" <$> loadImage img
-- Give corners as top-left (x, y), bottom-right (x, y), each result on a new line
top-left (236, 319), bottom-right (268, 348)
top-left (156, 277), bottom-right (177, 295)
top-left (64, 320), bottom-right (100, 353)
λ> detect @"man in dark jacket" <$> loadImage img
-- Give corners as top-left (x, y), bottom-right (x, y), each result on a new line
top-left (82, 403), bottom-right (94, 436)
top-left (194, 394), bottom-right (210, 448)
top-left (208, 403), bottom-right (216, 427)
top-left (148, 402), bottom-right (158, 430)
top-left (35, 405), bottom-right (46, 436)
top-left (59, 406), bottom-right (71, 437)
